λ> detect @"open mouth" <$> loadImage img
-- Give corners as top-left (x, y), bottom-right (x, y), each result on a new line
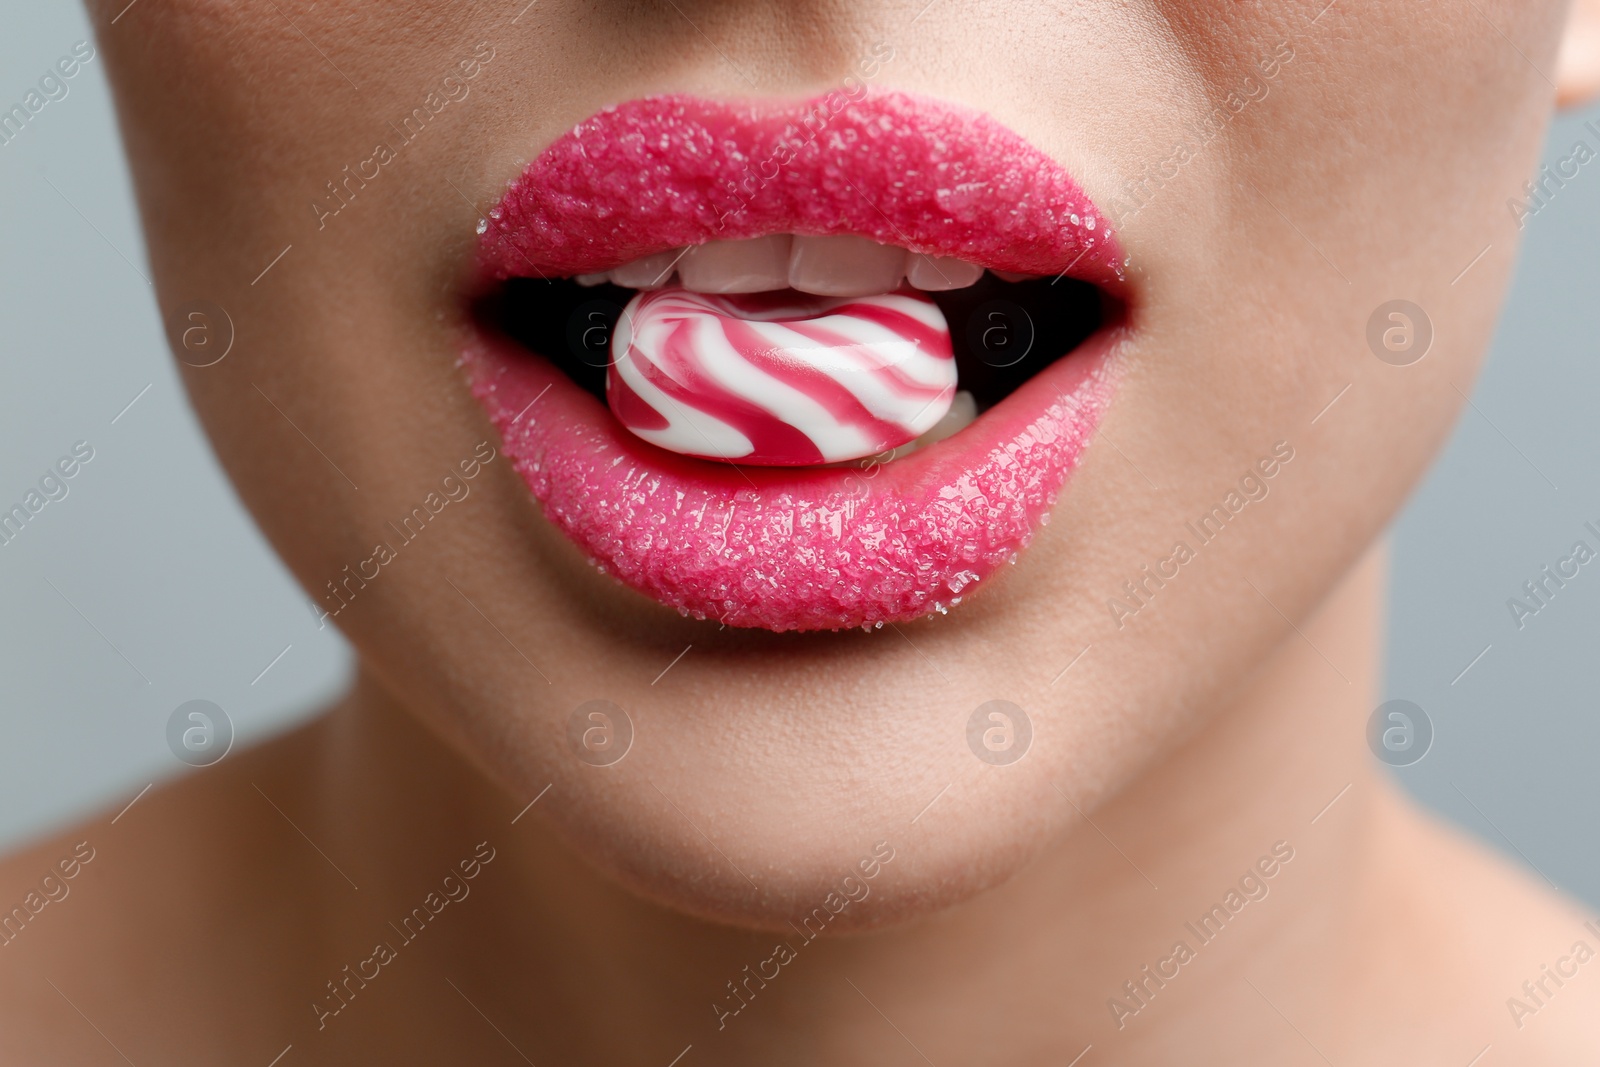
top-left (462, 90), bottom-right (1130, 632)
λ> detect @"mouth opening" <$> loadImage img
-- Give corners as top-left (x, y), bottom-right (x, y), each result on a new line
top-left (478, 243), bottom-right (1114, 459)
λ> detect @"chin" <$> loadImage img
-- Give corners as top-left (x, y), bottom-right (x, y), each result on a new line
top-left (528, 761), bottom-right (1058, 933)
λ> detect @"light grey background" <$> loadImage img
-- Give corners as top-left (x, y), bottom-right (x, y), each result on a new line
top-left (2, 5), bottom-right (1597, 905)
top-left (0, 3), bottom-right (352, 847)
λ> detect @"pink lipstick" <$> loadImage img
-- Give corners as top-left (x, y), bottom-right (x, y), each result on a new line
top-left (478, 91), bottom-right (1123, 286)
top-left (464, 90), bottom-right (1127, 632)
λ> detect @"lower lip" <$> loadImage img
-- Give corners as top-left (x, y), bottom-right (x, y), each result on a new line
top-left (463, 323), bottom-right (1122, 632)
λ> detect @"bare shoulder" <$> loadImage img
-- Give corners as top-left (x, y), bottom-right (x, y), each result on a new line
top-left (1358, 793), bottom-right (1600, 1062)
top-left (0, 716), bottom-right (329, 1063)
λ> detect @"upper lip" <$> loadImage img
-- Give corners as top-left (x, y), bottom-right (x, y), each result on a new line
top-left (476, 89), bottom-right (1125, 291)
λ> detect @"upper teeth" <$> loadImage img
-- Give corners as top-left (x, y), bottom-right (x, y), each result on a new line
top-left (576, 234), bottom-right (992, 297)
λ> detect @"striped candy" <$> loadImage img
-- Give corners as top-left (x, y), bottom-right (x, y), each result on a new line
top-left (606, 287), bottom-right (956, 466)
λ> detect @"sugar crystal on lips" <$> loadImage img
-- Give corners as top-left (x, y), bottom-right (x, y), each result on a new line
top-left (606, 287), bottom-right (957, 466)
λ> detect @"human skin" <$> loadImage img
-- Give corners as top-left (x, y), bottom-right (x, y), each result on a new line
top-left (3, 0), bottom-right (1600, 1062)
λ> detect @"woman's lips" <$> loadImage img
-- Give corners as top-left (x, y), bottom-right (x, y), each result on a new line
top-left (464, 89), bottom-right (1127, 632)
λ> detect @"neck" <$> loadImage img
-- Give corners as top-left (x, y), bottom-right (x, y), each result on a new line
top-left (307, 544), bottom-right (1397, 1063)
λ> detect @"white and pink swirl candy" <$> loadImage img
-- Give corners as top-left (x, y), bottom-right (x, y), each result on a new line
top-left (606, 287), bottom-right (956, 466)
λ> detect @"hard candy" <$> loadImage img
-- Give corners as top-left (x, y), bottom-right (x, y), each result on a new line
top-left (606, 287), bottom-right (956, 466)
